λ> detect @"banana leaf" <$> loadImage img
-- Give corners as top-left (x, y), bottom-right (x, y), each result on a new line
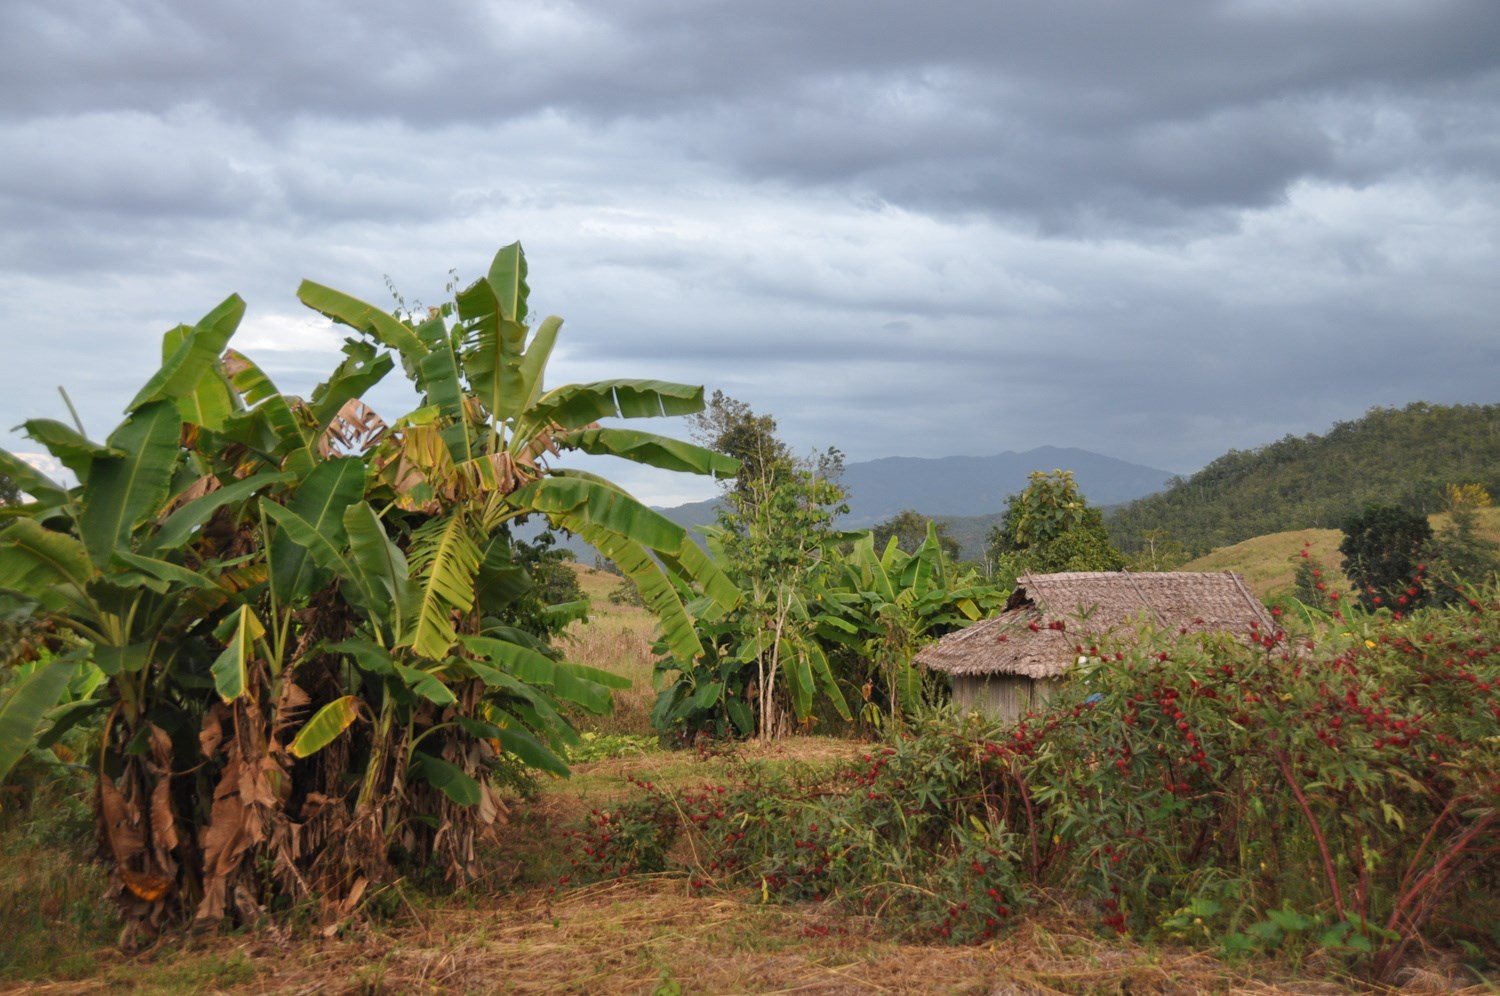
top-left (210, 604), bottom-right (264, 703)
top-left (19, 420), bottom-right (116, 483)
top-left (526, 379), bottom-right (704, 431)
top-left (127, 294), bottom-right (245, 416)
top-left (0, 449), bottom-right (70, 509)
top-left (343, 502), bottom-right (415, 641)
top-left (307, 338), bottom-right (393, 431)
top-left (146, 469), bottom-right (295, 555)
top-left (289, 696), bottom-right (361, 758)
top-left (406, 513), bottom-right (484, 659)
top-left (0, 650), bottom-right (83, 788)
top-left (297, 280), bottom-right (426, 372)
top-left (222, 350), bottom-right (317, 476)
top-left (411, 751), bottom-right (480, 805)
top-left (555, 427), bottom-right (740, 477)
top-left (79, 400), bottom-right (181, 569)
top-left (0, 518), bottom-right (95, 614)
top-left (266, 457), bottom-right (366, 604)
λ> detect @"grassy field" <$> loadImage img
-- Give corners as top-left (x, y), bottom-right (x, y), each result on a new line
top-left (1182, 507), bottom-right (1500, 601)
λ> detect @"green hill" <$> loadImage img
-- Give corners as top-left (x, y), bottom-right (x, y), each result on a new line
top-left (1107, 402), bottom-right (1500, 557)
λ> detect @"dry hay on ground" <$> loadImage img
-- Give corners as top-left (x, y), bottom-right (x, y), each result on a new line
top-left (13, 879), bottom-right (1486, 995)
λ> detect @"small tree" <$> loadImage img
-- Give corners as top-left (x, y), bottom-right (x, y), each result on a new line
top-left (1339, 504), bottom-right (1433, 612)
top-left (1126, 528), bottom-right (1190, 572)
top-left (986, 470), bottom-right (1124, 587)
top-left (654, 396), bottom-right (852, 739)
top-left (0, 470), bottom-right (20, 506)
top-left (1427, 484), bottom-right (1500, 602)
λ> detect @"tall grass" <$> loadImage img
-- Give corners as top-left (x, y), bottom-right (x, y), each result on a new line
top-left (0, 758), bottom-right (119, 982)
top-left (561, 564), bottom-right (661, 736)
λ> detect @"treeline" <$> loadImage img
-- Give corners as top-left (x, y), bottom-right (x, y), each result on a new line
top-left (1107, 402), bottom-right (1500, 556)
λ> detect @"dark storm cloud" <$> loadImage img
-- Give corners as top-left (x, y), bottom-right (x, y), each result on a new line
top-left (5, 0), bottom-right (1496, 231)
top-left (2, 0), bottom-right (1497, 506)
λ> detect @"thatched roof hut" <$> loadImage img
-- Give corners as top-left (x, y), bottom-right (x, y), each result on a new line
top-left (916, 571), bottom-right (1273, 720)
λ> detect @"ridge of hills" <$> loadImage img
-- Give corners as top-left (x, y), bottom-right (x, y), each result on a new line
top-left (535, 401), bottom-right (1499, 569)
top-left (654, 445), bottom-right (1175, 533)
top-left (1106, 402), bottom-right (1500, 557)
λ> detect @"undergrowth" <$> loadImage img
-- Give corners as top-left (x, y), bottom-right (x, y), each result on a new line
top-left (558, 583), bottom-right (1500, 984)
top-left (0, 759), bottom-right (119, 981)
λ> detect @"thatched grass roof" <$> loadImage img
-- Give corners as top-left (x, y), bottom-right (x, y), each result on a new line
top-left (915, 571), bottom-right (1274, 679)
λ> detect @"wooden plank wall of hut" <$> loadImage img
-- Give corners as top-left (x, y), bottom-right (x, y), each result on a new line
top-left (951, 676), bottom-right (1064, 723)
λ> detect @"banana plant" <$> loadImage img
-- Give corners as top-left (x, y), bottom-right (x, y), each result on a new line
top-left (0, 242), bottom-right (742, 939)
top-left (816, 525), bottom-right (1004, 725)
top-left (655, 521), bottom-right (1005, 737)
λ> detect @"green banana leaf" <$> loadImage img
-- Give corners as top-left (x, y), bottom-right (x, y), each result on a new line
top-left (343, 502), bottom-right (415, 641)
top-left (297, 280), bottom-right (426, 372)
top-left (210, 604), bottom-right (264, 703)
top-left (459, 634), bottom-right (558, 685)
top-left (289, 696), bottom-right (361, 758)
top-left (307, 339), bottom-right (393, 431)
top-left (146, 470), bottom-right (295, 554)
top-left (127, 294), bottom-right (245, 415)
top-left (413, 312), bottom-right (470, 444)
top-left (266, 457), bottom-right (366, 604)
top-left (515, 315), bottom-right (562, 413)
top-left (0, 449), bottom-right (70, 509)
top-left (555, 427), bottom-right (740, 477)
top-left (111, 551), bottom-right (218, 592)
top-left (582, 524), bottom-right (702, 662)
top-left (19, 420), bottom-right (116, 483)
top-left (221, 350), bottom-right (317, 475)
top-left (79, 401), bottom-right (181, 569)
top-left (406, 513), bottom-right (484, 659)
top-left (808, 641), bottom-right (852, 721)
top-left (0, 651), bottom-right (82, 789)
top-left (395, 663), bottom-right (457, 706)
top-left (0, 518), bottom-right (95, 615)
top-left (525, 379), bottom-right (705, 431)
top-left (328, 637), bottom-right (396, 677)
top-left (487, 241), bottom-right (530, 323)
top-left (458, 286), bottom-right (530, 426)
top-left (454, 246), bottom-right (539, 422)
top-left (490, 719), bottom-right (569, 777)
top-left (411, 751), bottom-right (480, 806)
top-left (163, 324), bottom-right (238, 433)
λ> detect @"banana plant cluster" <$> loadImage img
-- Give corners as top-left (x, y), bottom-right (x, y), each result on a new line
top-left (0, 243), bottom-right (738, 939)
top-left (654, 521), bottom-right (1005, 738)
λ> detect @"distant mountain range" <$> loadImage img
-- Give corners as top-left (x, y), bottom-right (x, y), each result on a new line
top-left (654, 446), bottom-right (1175, 532)
top-left (523, 446), bottom-right (1173, 561)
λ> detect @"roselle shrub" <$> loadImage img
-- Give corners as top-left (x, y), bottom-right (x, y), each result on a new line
top-left (993, 590), bottom-right (1499, 976)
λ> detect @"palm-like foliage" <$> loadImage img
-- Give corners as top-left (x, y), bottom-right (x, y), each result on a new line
top-left (0, 243), bottom-right (739, 941)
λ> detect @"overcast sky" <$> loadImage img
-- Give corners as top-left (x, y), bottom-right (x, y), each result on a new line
top-left (3, 0), bottom-right (1497, 506)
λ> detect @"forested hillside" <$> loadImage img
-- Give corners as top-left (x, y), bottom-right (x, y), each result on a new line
top-left (1107, 402), bottom-right (1500, 556)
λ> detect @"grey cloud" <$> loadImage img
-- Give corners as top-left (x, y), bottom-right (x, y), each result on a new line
top-left (3, 0), bottom-right (1498, 506)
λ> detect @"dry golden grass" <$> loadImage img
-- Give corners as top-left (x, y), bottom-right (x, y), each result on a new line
top-left (1182, 508), bottom-right (1500, 602)
top-left (20, 877), bottom-right (1488, 994)
top-left (559, 563), bottom-right (662, 736)
top-left (1183, 528), bottom-right (1349, 601)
